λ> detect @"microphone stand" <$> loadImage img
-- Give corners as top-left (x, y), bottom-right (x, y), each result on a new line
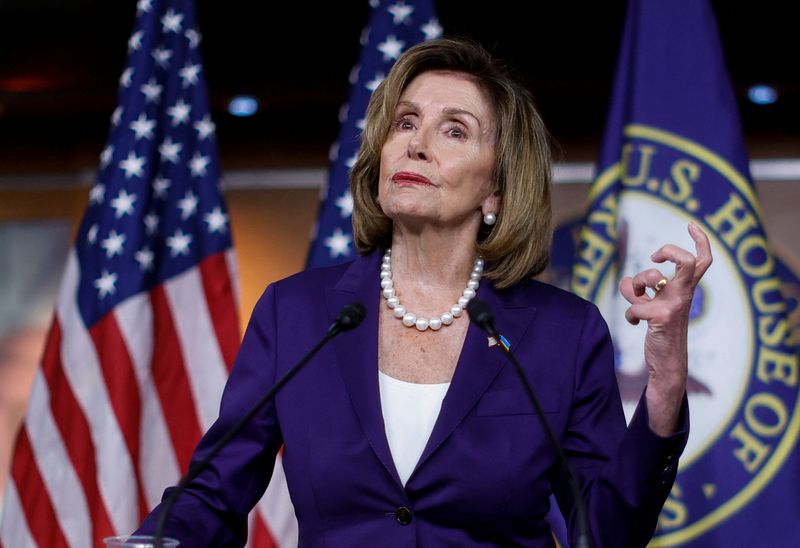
top-left (154, 302), bottom-right (366, 545)
top-left (467, 299), bottom-right (590, 548)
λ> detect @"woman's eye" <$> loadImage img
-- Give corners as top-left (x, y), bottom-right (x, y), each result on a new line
top-left (447, 126), bottom-right (466, 139)
top-left (395, 118), bottom-right (414, 130)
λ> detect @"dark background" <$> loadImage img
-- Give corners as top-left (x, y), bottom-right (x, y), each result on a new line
top-left (0, 0), bottom-right (797, 175)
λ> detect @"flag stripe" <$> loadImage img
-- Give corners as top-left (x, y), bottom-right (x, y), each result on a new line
top-left (88, 313), bottom-right (150, 520)
top-left (225, 248), bottom-right (242, 314)
top-left (89, 316), bottom-right (143, 454)
top-left (114, 293), bottom-right (182, 508)
top-left (57, 253), bottom-right (139, 535)
top-left (150, 284), bottom-right (204, 472)
top-left (40, 321), bottom-right (116, 544)
top-left (164, 267), bottom-right (229, 431)
top-left (199, 252), bottom-right (240, 371)
top-left (257, 456), bottom-right (297, 547)
top-left (26, 374), bottom-right (94, 546)
top-left (11, 428), bottom-right (70, 548)
top-left (0, 481), bottom-right (37, 548)
top-left (249, 512), bottom-right (278, 548)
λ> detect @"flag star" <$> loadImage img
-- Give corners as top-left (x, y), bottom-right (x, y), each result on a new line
top-left (161, 9), bottom-right (184, 34)
top-left (324, 228), bottom-right (352, 258)
top-left (177, 190), bottom-right (199, 220)
top-left (193, 114), bottom-right (215, 140)
top-left (421, 18), bottom-right (443, 40)
top-left (135, 246), bottom-right (155, 271)
top-left (130, 112), bottom-right (156, 141)
top-left (345, 153), bottom-right (358, 169)
top-left (189, 152), bottom-right (210, 177)
top-left (87, 223), bottom-right (99, 244)
top-left (94, 270), bottom-right (118, 299)
top-left (152, 176), bottom-right (171, 198)
top-left (338, 104), bottom-right (349, 124)
top-left (140, 77), bottom-right (163, 103)
top-left (100, 145), bottom-right (114, 168)
top-left (204, 206), bottom-right (228, 233)
top-left (89, 183), bottom-right (105, 205)
top-left (366, 73), bottom-right (385, 92)
top-left (119, 151), bottom-right (146, 179)
top-left (377, 36), bottom-right (404, 62)
top-left (136, 0), bottom-right (152, 14)
top-left (356, 118), bottom-right (366, 131)
top-left (152, 46), bottom-right (173, 69)
top-left (143, 212), bottom-right (159, 235)
top-left (328, 142), bottom-right (339, 162)
top-left (111, 106), bottom-right (124, 127)
top-left (360, 27), bottom-right (371, 46)
top-left (158, 137), bottom-right (182, 163)
top-left (185, 28), bottom-right (201, 49)
top-left (179, 62), bottom-right (201, 88)
top-left (166, 229), bottom-right (192, 257)
top-left (349, 65), bottom-right (360, 85)
top-left (110, 188), bottom-right (137, 218)
top-left (166, 99), bottom-right (191, 126)
top-left (128, 30), bottom-right (144, 52)
top-left (100, 229), bottom-right (126, 258)
top-left (369, 0), bottom-right (379, 8)
top-left (119, 67), bottom-right (134, 88)
top-left (335, 190), bottom-right (354, 218)
top-left (388, 2), bottom-right (414, 24)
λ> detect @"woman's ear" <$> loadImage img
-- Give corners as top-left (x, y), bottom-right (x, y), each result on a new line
top-left (481, 188), bottom-right (500, 216)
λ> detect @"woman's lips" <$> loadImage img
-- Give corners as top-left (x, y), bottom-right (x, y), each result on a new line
top-left (392, 171), bottom-right (433, 186)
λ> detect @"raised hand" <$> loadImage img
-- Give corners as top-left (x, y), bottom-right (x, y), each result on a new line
top-left (618, 223), bottom-right (713, 435)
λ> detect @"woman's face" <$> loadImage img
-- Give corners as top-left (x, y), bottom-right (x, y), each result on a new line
top-left (378, 70), bottom-right (498, 231)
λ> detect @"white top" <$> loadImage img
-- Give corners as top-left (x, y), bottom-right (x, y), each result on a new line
top-left (378, 371), bottom-right (450, 486)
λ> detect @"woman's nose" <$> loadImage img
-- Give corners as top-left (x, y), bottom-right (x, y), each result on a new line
top-left (407, 131), bottom-right (429, 161)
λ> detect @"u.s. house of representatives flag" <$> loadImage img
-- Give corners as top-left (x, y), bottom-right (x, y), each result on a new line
top-left (571, 0), bottom-right (799, 545)
top-left (0, 0), bottom-right (291, 546)
top-left (306, 0), bottom-right (441, 268)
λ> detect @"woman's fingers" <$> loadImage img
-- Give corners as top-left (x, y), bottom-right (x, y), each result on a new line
top-left (619, 224), bottom-right (713, 326)
top-left (631, 268), bottom-right (669, 297)
top-left (649, 243), bottom-right (695, 286)
top-left (619, 276), bottom-right (646, 306)
top-left (688, 222), bottom-right (713, 283)
top-left (624, 302), bottom-right (646, 325)
top-left (650, 223), bottom-right (713, 288)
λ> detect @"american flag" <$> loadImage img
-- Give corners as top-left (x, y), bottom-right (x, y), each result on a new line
top-left (0, 0), bottom-right (291, 546)
top-left (306, 0), bottom-right (441, 268)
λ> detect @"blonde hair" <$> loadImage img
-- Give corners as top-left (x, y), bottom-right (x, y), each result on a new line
top-left (351, 38), bottom-right (552, 288)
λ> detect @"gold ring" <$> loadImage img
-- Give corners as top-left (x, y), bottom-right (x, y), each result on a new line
top-left (654, 279), bottom-right (668, 293)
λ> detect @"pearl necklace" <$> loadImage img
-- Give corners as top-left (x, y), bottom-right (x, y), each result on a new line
top-left (380, 249), bottom-right (483, 332)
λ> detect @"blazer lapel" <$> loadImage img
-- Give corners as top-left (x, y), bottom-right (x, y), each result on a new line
top-left (325, 252), bottom-right (402, 485)
top-left (414, 282), bottom-right (538, 474)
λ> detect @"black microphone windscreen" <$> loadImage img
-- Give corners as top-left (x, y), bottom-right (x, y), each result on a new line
top-left (466, 298), bottom-right (496, 335)
top-left (336, 302), bottom-right (366, 331)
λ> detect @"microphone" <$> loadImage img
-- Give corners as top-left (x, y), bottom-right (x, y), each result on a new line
top-left (467, 298), bottom-right (591, 548)
top-left (328, 301), bottom-right (367, 335)
top-left (154, 301), bottom-right (366, 543)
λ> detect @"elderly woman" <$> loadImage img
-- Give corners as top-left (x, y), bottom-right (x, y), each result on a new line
top-left (138, 38), bottom-right (711, 546)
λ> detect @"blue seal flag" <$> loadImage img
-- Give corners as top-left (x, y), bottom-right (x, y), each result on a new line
top-left (571, 0), bottom-right (800, 545)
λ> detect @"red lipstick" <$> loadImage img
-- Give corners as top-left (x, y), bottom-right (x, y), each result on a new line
top-left (392, 171), bottom-right (433, 186)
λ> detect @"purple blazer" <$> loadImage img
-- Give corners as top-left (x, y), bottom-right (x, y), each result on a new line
top-left (138, 251), bottom-right (687, 547)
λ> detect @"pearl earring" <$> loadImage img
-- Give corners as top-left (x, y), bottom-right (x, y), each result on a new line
top-left (483, 212), bottom-right (497, 226)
